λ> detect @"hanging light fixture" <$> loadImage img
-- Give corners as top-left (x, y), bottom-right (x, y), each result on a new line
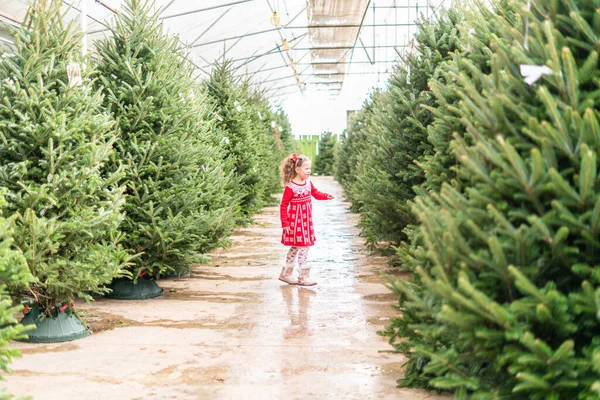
top-left (289, 59), bottom-right (296, 67)
top-left (270, 11), bottom-right (281, 27)
top-left (281, 39), bottom-right (290, 51)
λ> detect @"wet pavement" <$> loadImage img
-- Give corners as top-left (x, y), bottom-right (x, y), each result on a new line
top-left (4, 176), bottom-right (449, 400)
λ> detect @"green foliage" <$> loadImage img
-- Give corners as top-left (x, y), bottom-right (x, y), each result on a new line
top-left (346, 10), bottom-right (462, 246)
top-left (240, 82), bottom-right (288, 201)
top-left (203, 59), bottom-right (281, 218)
top-left (273, 106), bottom-right (295, 152)
top-left (335, 90), bottom-right (383, 202)
top-left (384, 0), bottom-right (600, 397)
top-left (0, 192), bottom-right (32, 386)
top-left (314, 132), bottom-right (337, 175)
top-left (94, 0), bottom-right (239, 276)
top-left (0, 0), bottom-right (129, 314)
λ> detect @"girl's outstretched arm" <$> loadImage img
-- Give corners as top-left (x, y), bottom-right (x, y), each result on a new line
top-left (310, 181), bottom-right (334, 200)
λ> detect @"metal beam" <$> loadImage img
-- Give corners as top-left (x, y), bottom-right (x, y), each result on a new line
top-left (227, 5), bottom-right (311, 58)
top-left (240, 59), bottom-right (395, 76)
top-left (88, 0), bottom-right (256, 34)
top-left (222, 42), bottom-right (309, 66)
top-left (62, 1), bottom-right (109, 34)
top-left (189, 7), bottom-right (232, 46)
top-left (191, 23), bottom-right (414, 48)
top-left (257, 65), bottom-right (310, 84)
top-left (270, 89), bottom-right (301, 98)
top-left (297, 60), bottom-right (398, 65)
top-left (94, 0), bottom-right (120, 15)
top-left (158, 0), bottom-right (178, 16)
top-left (0, 10), bottom-right (21, 26)
top-left (192, 5), bottom-right (306, 48)
top-left (271, 92), bottom-right (301, 99)
top-left (263, 82), bottom-right (300, 92)
top-left (359, 38), bottom-right (373, 65)
top-left (308, 72), bottom-right (386, 77)
top-left (306, 23), bottom-right (406, 28)
top-left (293, 45), bottom-right (406, 50)
top-left (346, 0), bottom-right (373, 68)
top-left (161, 0), bottom-right (255, 20)
top-left (229, 34), bottom-right (308, 70)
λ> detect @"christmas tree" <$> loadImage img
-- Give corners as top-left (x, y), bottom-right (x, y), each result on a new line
top-left (0, 192), bottom-right (32, 394)
top-left (94, 0), bottom-right (240, 277)
top-left (272, 106), bottom-right (295, 153)
top-left (314, 132), bottom-right (337, 175)
top-left (385, 0), bottom-right (600, 396)
top-left (203, 59), bottom-right (271, 219)
top-left (349, 10), bottom-right (461, 247)
top-left (335, 90), bottom-right (384, 201)
top-left (0, 0), bottom-right (129, 315)
top-left (240, 82), bottom-right (285, 201)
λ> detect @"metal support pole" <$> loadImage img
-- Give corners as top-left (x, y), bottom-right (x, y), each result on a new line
top-left (161, 0), bottom-right (255, 20)
top-left (345, 0), bottom-right (373, 72)
top-left (372, 0), bottom-right (375, 62)
top-left (190, 7), bottom-right (231, 46)
top-left (81, 0), bottom-right (87, 57)
top-left (359, 38), bottom-right (374, 64)
top-left (290, 45), bottom-right (405, 50)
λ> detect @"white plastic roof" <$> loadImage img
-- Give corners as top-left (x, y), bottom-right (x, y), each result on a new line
top-left (0, 0), bottom-right (451, 112)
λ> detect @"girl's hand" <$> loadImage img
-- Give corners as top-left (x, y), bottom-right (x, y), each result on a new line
top-left (284, 227), bottom-right (291, 234)
top-left (327, 194), bottom-right (335, 200)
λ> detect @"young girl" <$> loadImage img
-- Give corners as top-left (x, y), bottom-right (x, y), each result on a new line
top-left (279, 153), bottom-right (334, 286)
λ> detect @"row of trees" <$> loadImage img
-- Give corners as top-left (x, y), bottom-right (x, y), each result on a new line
top-left (0, 0), bottom-right (292, 383)
top-left (337, 0), bottom-right (600, 397)
top-left (314, 131), bottom-right (337, 175)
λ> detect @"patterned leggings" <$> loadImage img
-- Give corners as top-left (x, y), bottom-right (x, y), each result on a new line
top-left (285, 246), bottom-right (310, 270)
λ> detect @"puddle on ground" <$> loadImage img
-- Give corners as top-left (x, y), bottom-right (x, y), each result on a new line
top-left (163, 290), bottom-right (258, 302)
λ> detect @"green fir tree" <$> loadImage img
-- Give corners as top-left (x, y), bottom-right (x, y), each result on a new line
top-left (335, 90), bottom-right (384, 202)
top-left (94, 0), bottom-right (239, 277)
top-left (240, 82), bottom-right (285, 200)
top-left (349, 10), bottom-right (461, 247)
top-left (0, 0), bottom-right (129, 315)
top-left (203, 59), bottom-right (271, 219)
top-left (315, 131), bottom-right (337, 175)
top-left (273, 106), bottom-right (295, 153)
top-left (0, 192), bottom-right (32, 397)
top-left (385, 0), bottom-right (600, 397)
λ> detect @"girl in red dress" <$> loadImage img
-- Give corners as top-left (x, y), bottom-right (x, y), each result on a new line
top-left (279, 154), bottom-right (334, 286)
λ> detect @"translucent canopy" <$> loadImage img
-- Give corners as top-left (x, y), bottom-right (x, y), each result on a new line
top-left (0, 0), bottom-right (450, 103)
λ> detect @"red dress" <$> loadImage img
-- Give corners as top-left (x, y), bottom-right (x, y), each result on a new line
top-left (280, 180), bottom-right (329, 246)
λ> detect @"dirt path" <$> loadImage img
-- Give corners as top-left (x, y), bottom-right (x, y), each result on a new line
top-left (5, 176), bottom-right (448, 400)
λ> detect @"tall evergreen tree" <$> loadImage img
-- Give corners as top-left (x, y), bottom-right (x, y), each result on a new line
top-left (0, 192), bottom-right (32, 396)
top-left (315, 131), bottom-right (337, 175)
top-left (203, 59), bottom-right (270, 219)
top-left (273, 106), bottom-right (295, 153)
top-left (335, 90), bottom-right (383, 200)
top-left (0, 0), bottom-right (129, 315)
top-left (350, 10), bottom-right (461, 246)
top-left (385, 0), bottom-right (600, 396)
top-left (94, 0), bottom-right (239, 276)
top-left (241, 82), bottom-right (284, 200)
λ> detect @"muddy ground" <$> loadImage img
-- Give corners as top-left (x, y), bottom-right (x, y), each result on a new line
top-left (4, 176), bottom-right (449, 400)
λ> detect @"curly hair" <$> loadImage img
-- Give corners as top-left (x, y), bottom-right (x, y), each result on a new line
top-left (280, 154), bottom-right (310, 186)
